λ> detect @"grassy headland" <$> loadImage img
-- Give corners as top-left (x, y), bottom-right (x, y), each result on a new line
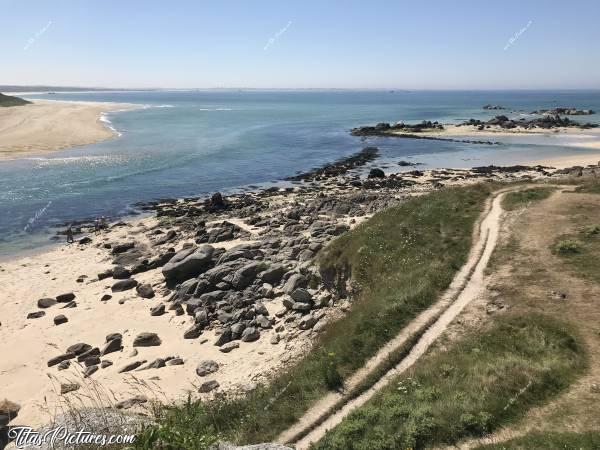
top-left (0, 92), bottom-right (30, 107)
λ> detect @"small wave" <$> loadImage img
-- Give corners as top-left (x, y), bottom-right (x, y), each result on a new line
top-left (199, 107), bottom-right (233, 111)
top-left (99, 113), bottom-right (122, 136)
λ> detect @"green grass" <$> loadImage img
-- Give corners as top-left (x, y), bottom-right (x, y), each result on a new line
top-left (552, 229), bottom-right (600, 283)
top-left (502, 187), bottom-right (553, 211)
top-left (474, 431), bottom-right (600, 450)
top-left (573, 179), bottom-right (600, 194)
top-left (134, 184), bottom-right (492, 449)
top-left (314, 314), bottom-right (586, 450)
top-left (0, 92), bottom-right (30, 107)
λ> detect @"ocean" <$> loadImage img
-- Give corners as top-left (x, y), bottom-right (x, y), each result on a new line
top-left (1, 89), bottom-right (600, 255)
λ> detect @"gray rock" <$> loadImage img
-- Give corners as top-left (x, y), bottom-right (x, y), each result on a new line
top-left (84, 356), bottom-right (101, 367)
top-left (27, 311), bottom-right (45, 319)
top-left (214, 327), bottom-right (232, 346)
top-left (83, 365), bottom-right (98, 378)
top-left (60, 382), bottom-right (80, 395)
top-left (162, 245), bottom-right (215, 285)
top-left (54, 314), bottom-right (68, 325)
top-left (111, 278), bottom-right (138, 292)
top-left (241, 327), bottom-right (260, 342)
top-left (270, 334), bottom-right (280, 345)
top-left (283, 274), bottom-right (307, 294)
top-left (230, 262), bottom-right (262, 290)
top-left (231, 322), bottom-right (246, 340)
top-left (101, 360), bottom-right (113, 369)
top-left (183, 323), bottom-right (203, 339)
top-left (101, 337), bottom-right (123, 356)
top-left (137, 283), bottom-right (155, 299)
top-left (133, 332), bottom-right (161, 347)
top-left (47, 352), bottom-right (76, 367)
top-left (198, 380), bottom-right (220, 393)
top-left (290, 288), bottom-right (312, 303)
top-left (56, 292), bottom-right (76, 303)
top-left (261, 264), bottom-right (286, 285)
top-left (299, 315), bottom-right (318, 330)
top-left (150, 303), bottom-right (165, 316)
top-left (118, 360), bottom-right (147, 373)
top-left (38, 297), bottom-right (57, 308)
top-left (57, 360), bottom-right (71, 370)
top-left (219, 341), bottom-right (240, 353)
top-left (112, 266), bottom-right (131, 279)
top-left (111, 242), bottom-right (135, 254)
top-left (67, 343), bottom-right (92, 355)
top-left (145, 358), bottom-right (166, 369)
top-left (166, 357), bottom-right (184, 366)
top-left (196, 360), bottom-right (219, 377)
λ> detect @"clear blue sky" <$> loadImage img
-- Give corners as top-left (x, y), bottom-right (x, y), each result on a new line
top-left (2, 0), bottom-right (599, 89)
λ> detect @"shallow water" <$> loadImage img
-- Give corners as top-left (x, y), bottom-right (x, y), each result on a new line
top-left (1, 89), bottom-right (599, 255)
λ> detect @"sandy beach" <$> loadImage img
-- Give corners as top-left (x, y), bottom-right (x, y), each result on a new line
top-left (0, 100), bottom-right (138, 160)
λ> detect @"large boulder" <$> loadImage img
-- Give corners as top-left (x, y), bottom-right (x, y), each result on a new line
top-left (162, 245), bottom-right (215, 285)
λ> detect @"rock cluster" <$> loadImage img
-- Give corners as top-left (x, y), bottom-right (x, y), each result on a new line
top-left (460, 115), bottom-right (598, 130)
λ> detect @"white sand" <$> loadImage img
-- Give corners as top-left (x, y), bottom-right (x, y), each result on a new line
top-left (0, 100), bottom-right (138, 160)
top-left (0, 219), bottom-right (313, 427)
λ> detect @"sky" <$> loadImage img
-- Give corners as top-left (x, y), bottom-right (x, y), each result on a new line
top-left (2, 0), bottom-right (600, 90)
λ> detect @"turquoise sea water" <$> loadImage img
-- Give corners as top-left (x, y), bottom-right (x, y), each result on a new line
top-left (1, 89), bottom-right (600, 255)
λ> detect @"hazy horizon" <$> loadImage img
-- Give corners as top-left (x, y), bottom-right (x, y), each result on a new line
top-left (2, 0), bottom-right (600, 90)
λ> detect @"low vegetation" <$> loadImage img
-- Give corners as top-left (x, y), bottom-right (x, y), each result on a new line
top-left (314, 314), bottom-right (585, 450)
top-left (0, 92), bottom-right (30, 107)
top-left (474, 431), bottom-right (600, 450)
top-left (134, 184), bottom-right (492, 448)
top-left (552, 227), bottom-right (600, 283)
top-left (501, 187), bottom-right (553, 211)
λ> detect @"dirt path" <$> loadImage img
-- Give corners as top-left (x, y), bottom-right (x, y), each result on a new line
top-left (278, 189), bottom-right (510, 448)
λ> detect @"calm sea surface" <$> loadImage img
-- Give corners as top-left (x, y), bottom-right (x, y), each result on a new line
top-left (2, 90), bottom-right (600, 254)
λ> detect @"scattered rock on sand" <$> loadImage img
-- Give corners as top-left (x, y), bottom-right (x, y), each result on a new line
top-left (27, 311), bottom-right (45, 319)
top-left (83, 365), bottom-right (98, 378)
top-left (37, 297), bottom-right (57, 308)
top-left (60, 383), bottom-right (80, 395)
top-left (219, 341), bottom-right (240, 353)
top-left (133, 332), bottom-right (161, 347)
top-left (196, 360), bottom-right (219, 377)
top-left (111, 278), bottom-right (138, 292)
top-left (47, 352), bottom-right (75, 367)
top-left (150, 303), bottom-right (165, 316)
top-left (198, 380), bottom-right (220, 393)
top-left (101, 336), bottom-right (123, 356)
top-left (166, 357), bottom-right (184, 366)
top-left (118, 360), bottom-right (147, 373)
top-left (56, 292), bottom-right (76, 303)
top-left (54, 314), bottom-right (68, 325)
top-left (137, 283), bottom-right (155, 299)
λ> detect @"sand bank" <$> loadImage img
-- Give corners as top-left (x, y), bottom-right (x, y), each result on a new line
top-left (0, 100), bottom-right (138, 160)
